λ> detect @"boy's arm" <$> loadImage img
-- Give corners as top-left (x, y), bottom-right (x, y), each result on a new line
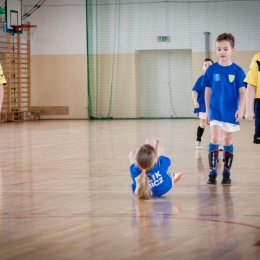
top-left (205, 87), bottom-right (211, 125)
top-left (192, 91), bottom-right (199, 108)
top-left (235, 87), bottom-right (246, 122)
top-left (245, 84), bottom-right (256, 122)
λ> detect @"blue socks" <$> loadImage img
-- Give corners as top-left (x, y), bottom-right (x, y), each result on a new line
top-left (223, 144), bottom-right (234, 154)
top-left (208, 143), bottom-right (219, 153)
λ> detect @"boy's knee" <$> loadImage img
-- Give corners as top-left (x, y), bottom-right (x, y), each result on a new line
top-left (211, 137), bottom-right (221, 144)
top-left (145, 137), bottom-right (157, 146)
top-left (129, 150), bottom-right (136, 164)
top-left (222, 135), bottom-right (233, 146)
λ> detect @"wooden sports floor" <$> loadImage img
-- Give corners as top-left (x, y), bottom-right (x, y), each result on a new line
top-left (0, 119), bottom-right (260, 260)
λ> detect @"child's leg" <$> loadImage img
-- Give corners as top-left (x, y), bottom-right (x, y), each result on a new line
top-left (129, 137), bottom-right (157, 165)
top-left (146, 137), bottom-right (165, 157)
top-left (145, 137), bottom-right (158, 150)
top-left (210, 125), bottom-right (222, 144)
top-left (254, 100), bottom-right (260, 144)
top-left (196, 119), bottom-right (205, 142)
top-left (222, 131), bottom-right (233, 146)
top-left (129, 150), bottom-right (137, 165)
top-left (207, 125), bottom-right (221, 185)
top-left (200, 119), bottom-right (206, 129)
top-left (221, 131), bottom-right (234, 184)
top-left (195, 119), bottom-right (205, 149)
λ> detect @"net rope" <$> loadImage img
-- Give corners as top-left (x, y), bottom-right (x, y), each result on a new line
top-left (21, 26), bottom-right (36, 41)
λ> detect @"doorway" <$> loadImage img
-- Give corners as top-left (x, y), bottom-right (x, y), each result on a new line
top-left (139, 49), bottom-right (193, 118)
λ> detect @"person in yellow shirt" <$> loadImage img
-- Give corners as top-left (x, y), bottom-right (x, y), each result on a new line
top-left (0, 63), bottom-right (7, 114)
top-left (244, 52), bottom-right (260, 144)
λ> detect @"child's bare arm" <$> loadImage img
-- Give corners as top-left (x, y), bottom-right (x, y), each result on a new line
top-left (205, 87), bottom-right (211, 125)
top-left (192, 91), bottom-right (199, 108)
top-left (129, 150), bottom-right (136, 165)
top-left (245, 84), bottom-right (256, 122)
top-left (235, 87), bottom-right (246, 122)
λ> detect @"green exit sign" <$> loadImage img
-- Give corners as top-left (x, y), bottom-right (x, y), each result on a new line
top-left (157, 36), bottom-right (170, 42)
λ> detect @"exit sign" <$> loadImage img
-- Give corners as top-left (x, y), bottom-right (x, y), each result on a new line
top-left (157, 36), bottom-right (170, 42)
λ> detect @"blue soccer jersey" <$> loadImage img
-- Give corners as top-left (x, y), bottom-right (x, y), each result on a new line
top-left (192, 75), bottom-right (206, 113)
top-left (130, 156), bottom-right (172, 197)
top-left (202, 62), bottom-right (245, 125)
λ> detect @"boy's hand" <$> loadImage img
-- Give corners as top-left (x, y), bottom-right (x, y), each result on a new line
top-left (235, 109), bottom-right (244, 122)
top-left (245, 109), bottom-right (254, 122)
top-left (194, 101), bottom-right (199, 108)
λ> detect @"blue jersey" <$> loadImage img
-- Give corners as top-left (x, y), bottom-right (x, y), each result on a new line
top-left (192, 75), bottom-right (206, 113)
top-left (202, 62), bottom-right (246, 125)
top-left (130, 156), bottom-right (172, 197)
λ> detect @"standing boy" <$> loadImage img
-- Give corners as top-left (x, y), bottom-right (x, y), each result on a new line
top-left (203, 33), bottom-right (246, 185)
top-left (0, 63), bottom-right (7, 114)
top-left (244, 52), bottom-right (260, 144)
top-left (192, 58), bottom-right (214, 149)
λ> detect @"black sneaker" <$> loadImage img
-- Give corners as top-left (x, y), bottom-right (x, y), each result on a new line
top-left (221, 170), bottom-right (231, 185)
top-left (207, 172), bottom-right (217, 185)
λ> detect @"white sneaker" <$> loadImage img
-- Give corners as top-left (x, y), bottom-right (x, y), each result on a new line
top-left (195, 141), bottom-right (202, 150)
top-left (173, 172), bottom-right (182, 184)
top-left (167, 172), bottom-right (183, 183)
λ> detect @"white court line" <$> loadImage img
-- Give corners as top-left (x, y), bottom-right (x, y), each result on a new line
top-left (0, 129), bottom-right (173, 153)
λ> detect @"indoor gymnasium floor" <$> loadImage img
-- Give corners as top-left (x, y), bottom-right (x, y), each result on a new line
top-left (0, 119), bottom-right (259, 260)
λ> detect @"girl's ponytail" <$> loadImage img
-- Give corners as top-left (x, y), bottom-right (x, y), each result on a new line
top-left (134, 169), bottom-right (153, 199)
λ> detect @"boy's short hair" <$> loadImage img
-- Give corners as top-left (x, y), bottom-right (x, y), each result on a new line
top-left (216, 33), bottom-right (235, 48)
top-left (204, 58), bottom-right (214, 64)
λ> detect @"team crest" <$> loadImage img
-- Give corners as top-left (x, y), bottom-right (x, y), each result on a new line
top-left (214, 74), bottom-right (220, 81)
top-left (229, 75), bottom-right (235, 82)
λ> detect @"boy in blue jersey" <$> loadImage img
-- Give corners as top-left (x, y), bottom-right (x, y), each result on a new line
top-left (203, 33), bottom-right (246, 185)
top-left (192, 58), bottom-right (214, 149)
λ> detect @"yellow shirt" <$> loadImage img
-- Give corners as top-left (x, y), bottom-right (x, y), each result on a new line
top-left (244, 52), bottom-right (260, 98)
top-left (0, 63), bottom-right (6, 85)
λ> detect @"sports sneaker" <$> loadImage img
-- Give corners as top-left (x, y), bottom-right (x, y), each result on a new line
top-left (221, 170), bottom-right (231, 184)
top-left (173, 172), bottom-right (182, 183)
top-left (168, 172), bottom-right (183, 184)
top-left (207, 171), bottom-right (217, 185)
top-left (195, 141), bottom-right (202, 150)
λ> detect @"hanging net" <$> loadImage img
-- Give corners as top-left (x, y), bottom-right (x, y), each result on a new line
top-left (86, 0), bottom-right (251, 119)
top-left (14, 24), bottom-right (37, 41)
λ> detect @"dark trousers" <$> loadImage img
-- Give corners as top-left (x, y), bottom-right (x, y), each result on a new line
top-left (254, 99), bottom-right (260, 144)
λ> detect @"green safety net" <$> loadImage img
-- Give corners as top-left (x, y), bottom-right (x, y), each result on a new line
top-left (86, 0), bottom-right (251, 119)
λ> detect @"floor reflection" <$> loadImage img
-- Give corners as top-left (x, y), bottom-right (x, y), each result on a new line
top-left (195, 149), bottom-right (243, 260)
top-left (132, 197), bottom-right (182, 236)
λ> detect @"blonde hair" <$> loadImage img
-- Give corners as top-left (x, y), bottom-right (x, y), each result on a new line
top-left (134, 144), bottom-right (157, 200)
